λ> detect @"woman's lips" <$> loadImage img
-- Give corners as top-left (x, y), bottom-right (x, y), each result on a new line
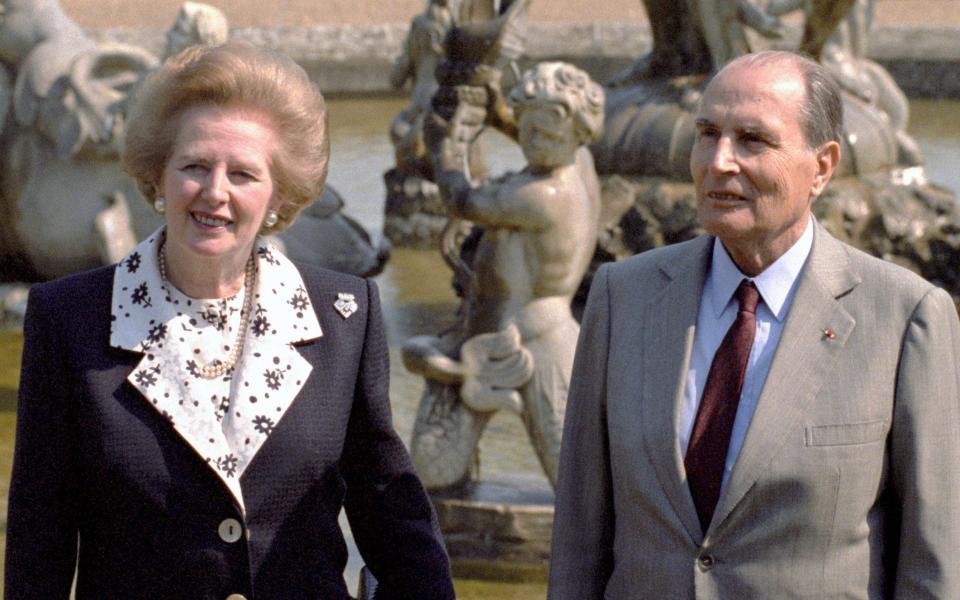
top-left (191, 212), bottom-right (232, 228)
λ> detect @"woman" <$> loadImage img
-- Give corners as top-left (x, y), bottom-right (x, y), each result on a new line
top-left (5, 42), bottom-right (455, 600)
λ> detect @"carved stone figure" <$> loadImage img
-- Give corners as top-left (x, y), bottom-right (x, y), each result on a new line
top-left (766, 0), bottom-right (921, 168)
top-left (164, 2), bottom-right (229, 59)
top-left (404, 61), bottom-right (604, 490)
top-left (0, 0), bottom-right (157, 278)
top-left (693, 0), bottom-right (785, 70)
top-left (593, 0), bottom-right (960, 309)
top-left (595, 0), bottom-right (915, 180)
top-left (383, 0), bottom-right (528, 247)
top-left (0, 0), bottom-right (389, 282)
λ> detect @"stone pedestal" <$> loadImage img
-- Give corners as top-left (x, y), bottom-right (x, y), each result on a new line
top-left (431, 475), bottom-right (554, 571)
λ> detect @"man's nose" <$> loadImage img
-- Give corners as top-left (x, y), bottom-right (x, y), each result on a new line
top-left (710, 136), bottom-right (740, 174)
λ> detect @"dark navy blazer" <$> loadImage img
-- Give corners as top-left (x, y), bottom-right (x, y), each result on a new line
top-left (5, 263), bottom-right (455, 600)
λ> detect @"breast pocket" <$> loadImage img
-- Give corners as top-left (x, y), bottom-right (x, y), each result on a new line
top-left (804, 419), bottom-right (888, 447)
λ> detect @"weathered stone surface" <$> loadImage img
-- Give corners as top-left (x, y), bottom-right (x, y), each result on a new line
top-left (431, 478), bottom-right (554, 564)
top-left (83, 23), bottom-right (960, 96)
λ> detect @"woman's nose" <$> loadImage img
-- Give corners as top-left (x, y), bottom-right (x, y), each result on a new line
top-left (201, 166), bottom-right (229, 204)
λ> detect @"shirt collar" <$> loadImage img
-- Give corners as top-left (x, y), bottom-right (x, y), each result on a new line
top-left (111, 227), bottom-right (322, 352)
top-left (708, 215), bottom-right (814, 321)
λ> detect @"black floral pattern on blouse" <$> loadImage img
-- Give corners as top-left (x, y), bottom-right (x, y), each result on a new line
top-left (201, 306), bottom-right (229, 331)
top-left (288, 286), bottom-right (310, 317)
top-left (216, 454), bottom-right (239, 477)
top-left (134, 369), bottom-right (158, 388)
top-left (186, 359), bottom-right (201, 378)
top-left (258, 246), bottom-right (280, 266)
top-left (263, 368), bottom-right (284, 390)
top-left (144, 323), bottom-right (167, 348)
top-left (252, 414), bottom-right (275, 436)
top-left (212, 395), bottom-right (230, 422)
top-left (125, 252), bottom-right (141, 273)
top-left (131, 282), bottom-right (152, 308)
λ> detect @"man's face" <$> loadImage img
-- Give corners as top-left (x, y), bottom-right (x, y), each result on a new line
top-left (690, 61), bottom-right (836, 267)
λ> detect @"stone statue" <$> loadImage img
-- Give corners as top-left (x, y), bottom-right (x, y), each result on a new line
top-left (383, 0), bottom-right (528, 247)
top-left (164, 1), bottom-right (229, 59)
top-left (765, 0), bottom-right (922, 168)
top-left (694, 0), bottom-right (785, 70)
top-left (0, 0), bottom-right (158, 278)
top-left (0, 0), bottom-right (389, 282)
top-left (595, 0), bottom-right (915, 179)
top-left (591, 0), bottom-right (960, 309)
top-left (404, 60), bottom-right (604, 490)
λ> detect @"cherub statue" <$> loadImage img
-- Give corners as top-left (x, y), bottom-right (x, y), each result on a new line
top-left (383, 0), bottom-right (530, 247)
top-left (405, 61), bottom-right (604, 490)
top-left (388, 0), bottom-right (456, 178)
top-left (164, 1), bottom-right (229, 59)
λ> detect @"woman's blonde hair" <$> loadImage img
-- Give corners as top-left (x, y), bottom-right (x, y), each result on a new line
top-left (123, 42), bottom-right (329, 232)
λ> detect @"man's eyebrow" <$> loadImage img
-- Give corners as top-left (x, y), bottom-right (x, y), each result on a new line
top-left (694, 118), bottom-right (715, 129)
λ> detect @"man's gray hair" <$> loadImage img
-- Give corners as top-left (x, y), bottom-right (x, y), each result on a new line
top-left (727, 50), bottom-right (843, 149)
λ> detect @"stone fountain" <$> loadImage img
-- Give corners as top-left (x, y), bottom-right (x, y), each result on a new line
top-left (0, 0), bottom-right (390, 322)
top-left (386, 0), bottom-right (960, 570)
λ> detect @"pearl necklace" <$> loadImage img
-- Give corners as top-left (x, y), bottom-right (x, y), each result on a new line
top-left (158, 240), bottom-right (257, 379)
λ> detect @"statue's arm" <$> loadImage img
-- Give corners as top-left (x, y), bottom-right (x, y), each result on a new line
top-left (389, 34), bottom-right (414, 89)
top-left (459, 180), bottom-right (556, 231)
top-left (402, 334), bottom-right (467, 384)
top-left (737, 0), bottom-right (784, 38)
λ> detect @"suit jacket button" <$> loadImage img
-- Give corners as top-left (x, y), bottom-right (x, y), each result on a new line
top-left (218, 518), bottom-right (243, 543)
top-left (225, 595), bottom-right (247, 600)
top-left (698, 554), bottom-right (715, 571)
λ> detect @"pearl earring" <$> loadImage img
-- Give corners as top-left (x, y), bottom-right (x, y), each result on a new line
top-left (154, 196), bottom-right (166, 214)
top-left (264, 209), bottom-right (279, 228)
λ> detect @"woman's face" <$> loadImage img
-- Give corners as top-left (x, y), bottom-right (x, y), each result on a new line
top-left (159, 104), bottom-right (278, 266)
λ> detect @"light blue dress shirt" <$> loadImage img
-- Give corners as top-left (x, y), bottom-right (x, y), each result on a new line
top-left (680, 217), bottom-right (814, 489)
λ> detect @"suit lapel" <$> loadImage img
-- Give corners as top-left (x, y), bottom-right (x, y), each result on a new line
top-left (711, 223), bottom-right (860, 533)
top-left (640, 235), bottom-right (712, 544)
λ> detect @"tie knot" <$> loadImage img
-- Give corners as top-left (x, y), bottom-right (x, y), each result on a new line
top-left (735, 279), bottom-right (760, 314)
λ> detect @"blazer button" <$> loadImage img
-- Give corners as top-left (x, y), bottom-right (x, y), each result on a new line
top-left (698, 554), bottom-right (715, 571)
top-left (225, 595), bottom-right (247, 600)
top-left (218, 518), bottom-right (243, 543)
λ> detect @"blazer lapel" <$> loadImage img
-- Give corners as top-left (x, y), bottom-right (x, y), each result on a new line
top-left (711, 223), bottom-right (860, 533)
top-left (640, 235), bottom-right (713, 544)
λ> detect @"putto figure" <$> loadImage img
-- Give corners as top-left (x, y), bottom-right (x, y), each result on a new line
top-left (164, 1), bottom-right (229, 59)
top-left (405, 61), bottom-right (604, 490)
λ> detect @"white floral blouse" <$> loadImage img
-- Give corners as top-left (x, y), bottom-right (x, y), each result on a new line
top-left (109, 228), bottom-right (323, 511)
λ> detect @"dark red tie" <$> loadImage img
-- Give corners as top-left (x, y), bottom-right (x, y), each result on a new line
top-left (685, 279), bottom-right (760, 532)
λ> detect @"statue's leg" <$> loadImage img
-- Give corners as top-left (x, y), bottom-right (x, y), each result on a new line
top-left (410, 379), bottom-right (493, 490)
top-left (518, 319), bottom-right (579, 489)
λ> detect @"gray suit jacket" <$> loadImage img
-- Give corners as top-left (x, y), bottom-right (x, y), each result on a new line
top-left (548, 223), bottom-right (960, 599)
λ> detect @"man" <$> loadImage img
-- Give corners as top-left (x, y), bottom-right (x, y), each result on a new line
top-left (548, 50), bottom-right (960, 599)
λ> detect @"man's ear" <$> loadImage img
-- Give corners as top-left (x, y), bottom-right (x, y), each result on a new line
top-left (811, 140), bottom-right (841, 197)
